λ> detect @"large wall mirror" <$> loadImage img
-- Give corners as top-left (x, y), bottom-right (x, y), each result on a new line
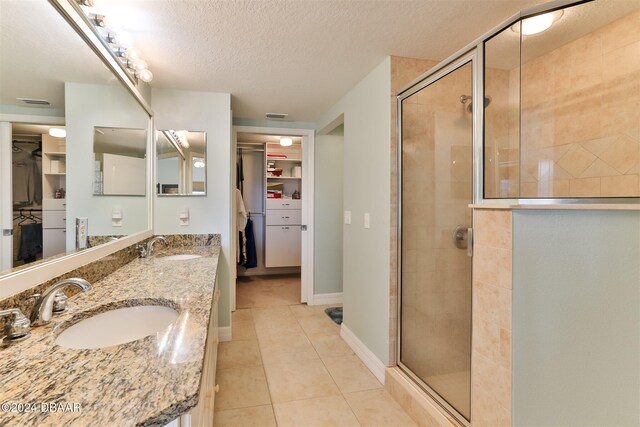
top-left (484, 0), bottom-right (640, 199)
top-left (0, 0), bottom-right (152, 279)
top-left (156, 130), bottom-right (207, 196)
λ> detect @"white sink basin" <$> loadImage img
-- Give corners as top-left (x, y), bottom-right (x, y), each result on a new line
top-left (161, 254), bottom-right (202, 261)
top-left (55, 305), bottom-right (179, 349)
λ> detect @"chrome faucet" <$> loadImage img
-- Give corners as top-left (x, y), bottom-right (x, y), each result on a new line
top-left (138, 236), bottom-right (166, 258)
top-left (30, 278), bottom-right (91, 325)
top-left (0, 308), bottom-right (31, 342)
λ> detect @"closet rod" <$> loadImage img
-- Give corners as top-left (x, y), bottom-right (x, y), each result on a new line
top-left (237, 148), bottom-right (264, 152)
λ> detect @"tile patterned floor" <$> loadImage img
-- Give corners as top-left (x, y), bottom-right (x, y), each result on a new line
top-left (236, 275), bottom-right (301, 308)
top-left (213, 303), bottom-right (418, 426)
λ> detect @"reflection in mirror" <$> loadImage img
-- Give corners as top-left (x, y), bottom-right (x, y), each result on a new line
top-left (156, 130), bottom-right (207, 196)
top-left (484, 0), bottom-right (640, 199)
top-left (0, 0), bottom-right (150, 277)
top-left (93, 127), bottom-right (147, 196)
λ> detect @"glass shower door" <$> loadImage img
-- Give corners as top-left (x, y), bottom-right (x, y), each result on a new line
top-left (399, 60), bottom-right (473, 422)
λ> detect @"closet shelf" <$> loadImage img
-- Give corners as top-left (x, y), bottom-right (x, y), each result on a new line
top-left (44, 172), bottom-right (66, 176)
top-left (267, 158), bottom-right (302, 162)
top-left (45, 152), bottom-right (66, 156)
top-left (267, 176), bottom-right (301, 180)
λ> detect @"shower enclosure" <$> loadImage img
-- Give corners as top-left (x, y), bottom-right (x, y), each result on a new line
top-left (398, 55), bottom-right (475, 423)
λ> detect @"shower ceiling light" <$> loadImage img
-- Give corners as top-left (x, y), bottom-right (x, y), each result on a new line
top-left (280, 137), bottom-right (293, 147)
top-left (513, 10), bottom-right (563, 36)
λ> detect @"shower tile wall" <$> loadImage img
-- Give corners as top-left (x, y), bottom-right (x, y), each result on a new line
top-left (400, 62), bottom-right (473, 418)
top-left (390, 56), bottom-right (437, 365)
top-left (472, 209), bottom-right (513, 427)
top-left (491, 10), bottom-right (640, 198)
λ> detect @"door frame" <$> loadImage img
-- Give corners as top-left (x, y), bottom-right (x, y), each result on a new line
top-left (231, 125), bottom-right (315, 310)
top-left (396, 49), bottom-right (478, 426)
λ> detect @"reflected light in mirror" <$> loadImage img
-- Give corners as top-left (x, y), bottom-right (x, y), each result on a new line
top-left (49, 128), bottom-right (66, 138)
top-left (280, 137), bottom-right (293, 147)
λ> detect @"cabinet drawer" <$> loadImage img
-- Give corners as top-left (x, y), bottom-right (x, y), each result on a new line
top-left (266, 199), bottom-right (302, 210)
top-left (265, 225), bottom-right (301, 267)
top-left (42, 198), bottom-right (66, 210)
top-left (43, 210), bottom-right (66, 229)
top-left (43, 228), bottom-right (66, 258)
top-left (266, 209), bottom-right (301, 226)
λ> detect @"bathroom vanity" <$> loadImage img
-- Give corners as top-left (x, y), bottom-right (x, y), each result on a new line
top-left (0, 241), bottom-right (221, 426)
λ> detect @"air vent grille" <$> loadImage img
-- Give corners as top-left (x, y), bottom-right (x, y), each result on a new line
top-left (265, 113), bottom-right (288, 120)
top-left (17, 98), bottom-right (51, 107)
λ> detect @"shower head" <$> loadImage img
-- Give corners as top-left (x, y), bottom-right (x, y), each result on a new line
top-left (460, 94), bottom-right (491, 112)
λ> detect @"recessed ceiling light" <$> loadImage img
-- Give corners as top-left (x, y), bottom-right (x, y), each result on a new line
top-left (280, 137), bottom-right (293, 147)
top-left (49, 128), bottom-right (66, 138)
top-left (512, 10), bottom-right (563, 36)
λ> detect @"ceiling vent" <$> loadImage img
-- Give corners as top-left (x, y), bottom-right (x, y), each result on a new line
top-left (17, 98), bottom-right (51, 107)
top-left (265, 113), bottom-right (288, 120)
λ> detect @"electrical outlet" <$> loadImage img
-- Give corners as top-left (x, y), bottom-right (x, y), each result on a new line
top-left (344, 210), bottom-right (351, 225)
top-left (364, 213), bottom-right (370, 229)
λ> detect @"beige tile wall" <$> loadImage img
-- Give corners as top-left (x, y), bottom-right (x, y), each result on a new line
top-left (471, 209), bottom-right (513, 427)
top-left (389, 56), bottom-right (437, 365)
top-left (515, 10), bottom-right (640, 198)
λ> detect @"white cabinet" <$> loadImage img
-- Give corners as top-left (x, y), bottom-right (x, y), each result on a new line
top-left (265, 225), bottom-right (301, 267)
top-left (266, 199), bottom-right (302, 210)
top-left (266, 209), bottom-right (302, 226)
top-left (42, 197), bottom-right (66, 258)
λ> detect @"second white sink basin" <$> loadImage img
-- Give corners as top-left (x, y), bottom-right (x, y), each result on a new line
top-left (161, 254), bottom-right (202, 261)
top-left (55, 305), bottom-right (179, 349)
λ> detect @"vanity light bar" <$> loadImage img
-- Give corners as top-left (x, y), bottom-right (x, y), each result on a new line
top-left (76, 1), bottom-right (154, 83)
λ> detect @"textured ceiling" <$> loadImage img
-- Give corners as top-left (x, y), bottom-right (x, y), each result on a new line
top-left (92, 0), bottom-right (552, 121)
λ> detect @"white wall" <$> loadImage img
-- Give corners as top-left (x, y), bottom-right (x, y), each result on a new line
top-left (152, 88), bottom-right (232, 327)
top-left (317, 58), bottom-right (391, 364)
top-left (65, 83), bottom-right (149, 247)
top-left (314, 125), bottom-right (344, 295)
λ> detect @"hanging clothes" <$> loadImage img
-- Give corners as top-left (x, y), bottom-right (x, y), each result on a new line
top-left (18, 223), bottom-right (42, 262)
top-left (242, 218), bottom-right (257, 269)
top-left (236, 153), bottom-right (245, 194)
top-left (12, 149), bottom-right (42, 205)
top-left (235, 188), bottom-right (248, 263)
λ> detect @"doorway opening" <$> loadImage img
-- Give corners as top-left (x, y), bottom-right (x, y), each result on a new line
top-left (232, 126), bottom-right (314, 311)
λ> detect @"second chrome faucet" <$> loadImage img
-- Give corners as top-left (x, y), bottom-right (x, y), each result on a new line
top-left (30, 278), bottom-right (92, 325)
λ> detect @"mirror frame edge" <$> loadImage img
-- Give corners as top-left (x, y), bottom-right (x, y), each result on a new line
top-left (0, 0), bottom-right (155, 299)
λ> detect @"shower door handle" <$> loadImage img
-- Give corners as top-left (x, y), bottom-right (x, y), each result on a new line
top-left (453, 225), bottom-right (473, 256)
top-left (467, 227), bottom-right (473, 257)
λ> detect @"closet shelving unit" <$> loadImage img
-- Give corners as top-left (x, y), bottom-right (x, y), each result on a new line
top-left (264, 142), bottom-right (302, 268)
top-left (41, 133), bottom-right (67, 258)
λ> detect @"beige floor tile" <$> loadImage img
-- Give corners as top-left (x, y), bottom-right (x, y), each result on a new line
top-left (214, 366), bottom-right (271, 411)
top-left (217, 340), bottom-right (262, 370)
top-left (213, 405), bottom-right (277, 427)
top-left (289, 304), bottom-right (335, 319)
top-left (232, 308), bottom-right (253, 322)
top-left (252, 306), bottom-right (298, 326)
top-left (257, 328), bottom-right (317, 356)
top-left (323, 355), bottom-right (382, 393)
top-left (232, 319), bottom-right (257, 341)
top-left (237, 275), bottom-right (300, 308)
top-left (308, 333), bottom-right (354, 358)
top-left (297, 315), bottom-right (341, 336)
top-left (273, 395), bottom-right (361, 427)
top-left (263, 357), bottom-right (340, 403)
top-left (344, 389), bottom-right (418, 427)
top-left (260, 346), bottom-right (319, 366)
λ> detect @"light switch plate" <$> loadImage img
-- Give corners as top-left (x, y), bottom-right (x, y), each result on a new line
top-left (364, 212), bottom-right (370, 229)
top-left (344, 210), bottom-right (351, 225)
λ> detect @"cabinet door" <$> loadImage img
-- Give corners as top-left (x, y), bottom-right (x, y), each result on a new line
top-left (43, 228), bottom-right (66, 258)
top-left (266, 209), bottom-right (302, 226)
top-left (265, 225), bottom-right (301, 267)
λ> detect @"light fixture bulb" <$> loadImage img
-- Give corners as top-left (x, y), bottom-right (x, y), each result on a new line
top-left (49, 128), bottom-right (66, 138)
top-left (133, 59), bottom-right (148, 71)
top-left (138, 69), bottom-right (153, 83)
top-left (89, 13), bottom-right (108, 27)
top-left (124, 48), bottom-right (140, 61)
top-left (176, 131), bottom-right (190, 148)
top-left (280, 137), bottom-right (293, 147)
top-left (193, 158), bottom-right (205, 168)
top-left (514, 10), bottom-right (564, 36)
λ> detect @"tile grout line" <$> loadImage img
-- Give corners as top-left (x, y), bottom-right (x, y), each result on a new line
top-left (250, 307), bottom-right (279, 427)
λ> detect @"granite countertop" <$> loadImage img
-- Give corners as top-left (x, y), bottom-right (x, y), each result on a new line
top-left (0, 245), bottom-right (220, 427)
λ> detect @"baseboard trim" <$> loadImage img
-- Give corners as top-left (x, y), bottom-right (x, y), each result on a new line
top-left (340, 323), bottom-right (386, 384)
top-left (218, 326), bottom-right (232, 342)
top-left (311, 292), bottom-right (343, 306)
